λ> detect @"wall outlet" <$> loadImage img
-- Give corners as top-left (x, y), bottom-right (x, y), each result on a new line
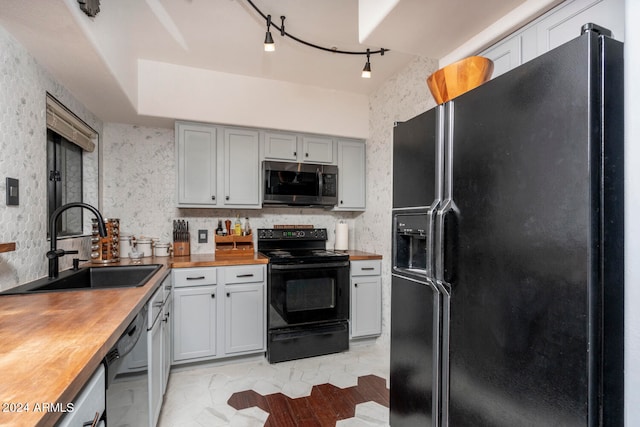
top-left (198, 229), bottom-right (208, 243)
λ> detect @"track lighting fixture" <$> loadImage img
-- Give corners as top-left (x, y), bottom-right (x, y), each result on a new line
top-left (362, 49), bottom-right (372, 78)
top-left (246, 0), bottom-right (388, 78)
top-left (264, 15), bottom-right (275, 51)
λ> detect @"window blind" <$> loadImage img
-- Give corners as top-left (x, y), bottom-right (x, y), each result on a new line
top-left (45, 94), bottom-right (97, 152)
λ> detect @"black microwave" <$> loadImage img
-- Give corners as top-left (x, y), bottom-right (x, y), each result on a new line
top-left (263, 161), bottom-right (338, 207)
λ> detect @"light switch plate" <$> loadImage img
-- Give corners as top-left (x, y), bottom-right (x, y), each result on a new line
top-left (198, 229), bottom-right (208, 243)
top-left (6, 178), bottom-right (18, 206)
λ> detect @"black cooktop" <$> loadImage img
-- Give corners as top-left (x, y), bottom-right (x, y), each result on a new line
top-left (260, 248), bottom-right (349, 264)
top-left (257, 228), bottom-right (349, 264)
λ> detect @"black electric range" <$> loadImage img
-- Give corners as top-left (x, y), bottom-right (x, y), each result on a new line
top-left (257, 228), bottom-right (350, 363)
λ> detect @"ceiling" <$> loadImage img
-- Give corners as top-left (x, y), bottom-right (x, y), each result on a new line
top-left (0, 0), bottom-right (532, 127)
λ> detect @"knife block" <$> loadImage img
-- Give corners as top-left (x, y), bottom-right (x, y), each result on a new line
top-left (173, 241), bottom-right (190, 257)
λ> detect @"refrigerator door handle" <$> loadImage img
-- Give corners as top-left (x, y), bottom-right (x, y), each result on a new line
top-left (425, 202), bottom-right (438, 279)
top-left (435, 199), bottom-right (454, 283)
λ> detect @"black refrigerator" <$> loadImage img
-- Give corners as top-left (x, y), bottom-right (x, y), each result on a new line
top-left (390, 24), bottom-right (624, 426)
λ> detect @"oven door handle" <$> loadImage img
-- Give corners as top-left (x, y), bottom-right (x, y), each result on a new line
top-left (270, 261), bottom-right (350, 270)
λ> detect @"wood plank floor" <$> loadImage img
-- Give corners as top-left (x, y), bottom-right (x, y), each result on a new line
top-left (227, 374), bottom-right (389, 426)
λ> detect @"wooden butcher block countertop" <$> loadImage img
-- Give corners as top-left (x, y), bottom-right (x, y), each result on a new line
top-left (0, 253), bottom-right (268, 427)
top-left (343, 250), bottom-right (383, 261)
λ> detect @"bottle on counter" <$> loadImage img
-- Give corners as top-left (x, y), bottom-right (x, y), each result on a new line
top-left (243, 217), bottom-right (251, 235)
top-left (234, 215), bottom-right (242, 236)
top-left (216, 220), bottom-right (224, 236)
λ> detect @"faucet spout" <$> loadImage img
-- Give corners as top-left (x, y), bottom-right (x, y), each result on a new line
top-left (48, 202), bottom-right (107, 279)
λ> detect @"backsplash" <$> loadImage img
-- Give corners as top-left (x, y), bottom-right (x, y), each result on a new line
top-left (0, 26), bottom-right (101, 291)
top-left (101, 123), bottom-right (358, 254)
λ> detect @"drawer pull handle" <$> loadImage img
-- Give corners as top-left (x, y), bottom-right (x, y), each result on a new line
top-left (236, 273), bottom-right (254, 278)
top-left (186, 276), bottom-right (206, 280)
top-left (361, 267), bottom-right (375, 271)
top-left (82, 412), bottom-right (100, 427)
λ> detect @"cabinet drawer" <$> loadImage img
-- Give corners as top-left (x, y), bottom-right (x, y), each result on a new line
top-left (351, 260), bottom-right (381, 276)
top-left (223, 265), bottom-right (264, 284)
top-left (173, 268), bottom-right (217, 287)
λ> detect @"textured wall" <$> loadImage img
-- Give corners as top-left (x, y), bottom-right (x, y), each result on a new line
top-left (102, 123), bottom-right (358, 255)
top-left (0, 25), bottom-right (102, 291)
top-left (356, 56), bottom-right (439, 343)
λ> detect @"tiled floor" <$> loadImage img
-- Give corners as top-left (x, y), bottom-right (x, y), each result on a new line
top-left (158, 341), bottom-right (390, 426)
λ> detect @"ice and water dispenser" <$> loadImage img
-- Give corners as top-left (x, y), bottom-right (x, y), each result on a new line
top-left (393, 212), bottom-right (429, 277)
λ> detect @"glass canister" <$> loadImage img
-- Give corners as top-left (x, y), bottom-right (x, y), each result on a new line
top-left (120, 234), bottom-right (135, 257)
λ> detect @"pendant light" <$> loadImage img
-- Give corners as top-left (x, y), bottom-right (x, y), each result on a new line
top-left (362, 49), bottom-right (372, 78)
top-left (264, 15), bottom-right (275, 52)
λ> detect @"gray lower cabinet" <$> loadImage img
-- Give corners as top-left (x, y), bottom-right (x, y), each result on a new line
top-left (172, 265), bottom-right (266, 365)
top-left (350, 260), bottom-right (382, 339)
top-left (223, 265), bottom-right (266, 355)
top-left (56, 364), bottom-right (105, 427)
top-left (162, 291), bottom-right (172, 394)
top-left (148, 287), bottom-right (163, 427)
top-left (173, 285), bottom-right (218, 362)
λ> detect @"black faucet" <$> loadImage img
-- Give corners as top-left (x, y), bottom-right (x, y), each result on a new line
top-left (47, 202), bottom-right (107, 279)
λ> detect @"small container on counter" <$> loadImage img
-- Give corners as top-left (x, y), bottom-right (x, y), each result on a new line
top-left (120, 234), bottom-right (135, 256)
top-left (136, 238), bottom-right (153, 257)
top-left (154, 242), bottom-right (171, 257)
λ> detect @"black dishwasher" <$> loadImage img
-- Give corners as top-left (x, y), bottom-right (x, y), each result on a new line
top-left (104, 303), bottom-right (150, 427)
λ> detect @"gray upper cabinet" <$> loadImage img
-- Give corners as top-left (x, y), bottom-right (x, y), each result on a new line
top-left (482, 0), bottom-right (624, 78)
top-left (176, 122), bottom-right (217, 206)
top-left (263, 132), bottom-right (334, 164)
top-left (177, 121), bottom-right (365, 210)
top-left (263, 131), bottom-right (298, 161)
top-left (176, 122), bottom-right (261, 209)
top-left (301, 135), bottom-right (334, 163)
top-left (482, 35), bottom-right (522, 80)
top-left (223, 127), bottom-right (261, 208)
top-left (335, 139), bottom-right (366, 211)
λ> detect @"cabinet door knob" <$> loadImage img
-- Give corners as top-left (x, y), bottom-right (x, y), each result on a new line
top-left (211, 293), bottom-right (215, 298)
top-left (305, 152), bottom-right (309, 157)
top-left (355, 283), bottom-right (358, 287)
top-left (226, 196), bottom-right (230, 201)
top-left (293, 151), bottom-right (297, 156)
top-left (340, 200), bottom-right (344, 204)
top-left (212, 195), bottom-right (216, 200)
top-left (226, 292), bottom-right (230, 297)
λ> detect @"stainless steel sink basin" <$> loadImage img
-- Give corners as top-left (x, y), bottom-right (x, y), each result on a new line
top-left (2, 264), bottom-right (162, 294)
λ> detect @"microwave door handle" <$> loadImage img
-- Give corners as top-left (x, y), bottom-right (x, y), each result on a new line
top-left (317, 169), bottom-right (323, 197)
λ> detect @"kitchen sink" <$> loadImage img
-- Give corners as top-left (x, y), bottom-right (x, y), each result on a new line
top-left (2, 264), bottom-right (162, 294)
